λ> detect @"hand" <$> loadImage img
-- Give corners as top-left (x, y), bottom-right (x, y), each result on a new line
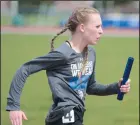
top-left (118, 78), bottom-right (131, 93)
top-left (9, 110), bottom-right (28, 125)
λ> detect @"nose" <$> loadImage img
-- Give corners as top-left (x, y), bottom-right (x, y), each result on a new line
top-left (99, 27), bottom-right (103, 35)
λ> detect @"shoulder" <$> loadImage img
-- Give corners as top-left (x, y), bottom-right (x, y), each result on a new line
top-left (54, 42), bottom-right (74, 59)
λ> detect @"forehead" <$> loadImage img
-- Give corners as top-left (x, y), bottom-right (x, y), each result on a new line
top-left (86, 13), bottom-right (102, 25)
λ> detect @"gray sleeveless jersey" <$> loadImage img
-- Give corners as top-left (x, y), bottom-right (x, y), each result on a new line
top-left (6, 42), bottom-right (119, 122)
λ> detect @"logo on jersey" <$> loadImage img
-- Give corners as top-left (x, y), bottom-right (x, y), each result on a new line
top-left (68, 60), bottom-right (93, 91)
top-left (71, 60), bottom-right (93, 77)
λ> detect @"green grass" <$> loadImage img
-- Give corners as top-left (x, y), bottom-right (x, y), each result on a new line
top-left (1, 16), bottom-right (12, 25)
top-left (1, 34), bottom-right (139, 125)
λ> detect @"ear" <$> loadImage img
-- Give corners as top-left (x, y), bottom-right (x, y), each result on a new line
top-left (79, 24), bottom-right (85, 33)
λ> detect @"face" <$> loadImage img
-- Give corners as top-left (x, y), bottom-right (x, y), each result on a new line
top-left (80, 13), bottom-right (103, 45)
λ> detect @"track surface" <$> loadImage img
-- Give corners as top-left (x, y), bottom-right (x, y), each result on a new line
top-left (1, 26), bottom-right (139, 37)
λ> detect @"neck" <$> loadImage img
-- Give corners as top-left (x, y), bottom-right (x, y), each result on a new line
top-left (69, 33), bottom-right (87, 53)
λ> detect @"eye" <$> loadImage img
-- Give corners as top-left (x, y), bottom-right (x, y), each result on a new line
top-left (96, 25), bottom-right (100, 28)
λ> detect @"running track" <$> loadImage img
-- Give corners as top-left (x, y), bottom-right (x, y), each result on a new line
top-left (1, 26), bottom-right (139, 37)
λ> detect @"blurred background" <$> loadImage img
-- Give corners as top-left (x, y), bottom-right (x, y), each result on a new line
top-left (1, 1), bottom-right (139, 125)
top-left (1, 1), bottom-right (139, 28)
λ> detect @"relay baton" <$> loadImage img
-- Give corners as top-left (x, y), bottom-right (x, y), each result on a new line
top-left (117, 57), bottom-right (134, 101)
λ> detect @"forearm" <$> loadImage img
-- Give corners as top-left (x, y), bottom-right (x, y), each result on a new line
top-left (86, 82), bottom-right (120, 96)
top-left (6, 65), bottom-right (29, 111)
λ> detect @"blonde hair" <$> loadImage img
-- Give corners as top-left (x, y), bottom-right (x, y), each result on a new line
top-left (51, 7), bottom-right (99, 78)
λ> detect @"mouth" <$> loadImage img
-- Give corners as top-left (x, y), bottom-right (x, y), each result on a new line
top-left (96, 37), bottom-right (100, 40)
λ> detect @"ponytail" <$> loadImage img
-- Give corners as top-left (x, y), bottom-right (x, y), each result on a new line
top-left (51, 27), bottom-right (69, 51)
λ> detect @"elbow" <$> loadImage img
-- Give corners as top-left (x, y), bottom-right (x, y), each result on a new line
top-left (86, 88), bottom-right (93, 95)
top-left (20, 64), bottom-right (29, 76)
top-left (86, 92), bottom-right (92, 95)
top-left (15, 64), bottom-right (29, 80)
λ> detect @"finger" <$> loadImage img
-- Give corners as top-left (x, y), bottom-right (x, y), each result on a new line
top-left (120, 88), bottom-right (125, 92)
top-left (120, 87), bottom-right (130, 90)
top-left (16, 118), bottom-right (21, 125)
top-left (13, 119), bottom-right (18, 125)
top-left (119, 78), bottom-right (131, 86)
top-left (120, 87), bottom-right (130, 93)
top-left (124, 89), bottom-right (130, 93)
top-left (121, 84), bottom-right (130, 88)
top-left (22, 112), bottom-right (28, 120)
top-left (128, 79), bottom-right (131, 82)
top-left (10, 119), bottom-right (14, 125)
top-left (20, 117), bottom-right (22, 125)
top-left (120, 89), bottom-right (127, 93)
top-left (126, 79), bottom-right (131, 84)
top-left (18, 114), bottom-right (22, 125)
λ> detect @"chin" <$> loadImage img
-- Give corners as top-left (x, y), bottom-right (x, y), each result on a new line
top-left (89, 41), bottom-right (98, 45)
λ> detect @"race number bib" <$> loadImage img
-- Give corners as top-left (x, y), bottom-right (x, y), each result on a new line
top-left (62, 109), bottom-right (75, 123)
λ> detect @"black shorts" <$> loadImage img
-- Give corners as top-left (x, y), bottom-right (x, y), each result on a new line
top-left (45, 108), bottom-right (84, 125)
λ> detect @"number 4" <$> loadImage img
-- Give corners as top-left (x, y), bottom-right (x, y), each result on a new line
top-left (62, 109), bottom-right (75, 123)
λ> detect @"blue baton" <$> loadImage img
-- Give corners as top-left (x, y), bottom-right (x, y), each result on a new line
top-left (117, 57), bottom-right (134, 101)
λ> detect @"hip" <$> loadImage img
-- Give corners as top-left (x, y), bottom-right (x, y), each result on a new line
top-left (45, 107), bottom-right (84, 125)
